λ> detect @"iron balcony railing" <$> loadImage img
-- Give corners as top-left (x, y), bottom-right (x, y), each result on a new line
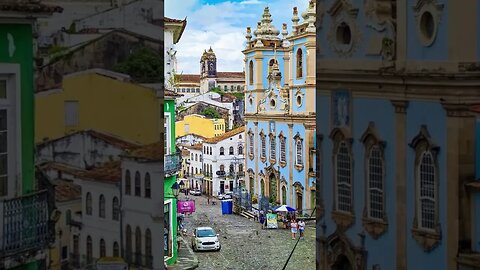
top-left (165, 154), bottom-right (181, 175)
top-left (0, 190), bottom-right (51, 259)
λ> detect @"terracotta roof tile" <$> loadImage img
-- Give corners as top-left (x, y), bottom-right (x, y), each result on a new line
top-left (126, 141), bottom-right (162, 161)
top-left (179, 74), bottom-right (200, 83)
top-left (0, 1), bottom-right (63, 14)
top-left (164, 17), bottom-right (186, 23)
top-left (204, 126), bottom-right (245, 144)
top-left (185, 143), bottom-right (202, 150)
top-left (217, 72), bottom-right (245, 78)
top-left (54, 180), bottom-right (81, 202)
top-left (40, 162), bottom-right (85, 177)
top-left (37, 129), bottom-right (141, 150)
top-left (165, 90), bottom-right (182, 97)
top-left (77, 161), bottom-right (122, 183)
top-left (470, 105), bottom-right (480, 114)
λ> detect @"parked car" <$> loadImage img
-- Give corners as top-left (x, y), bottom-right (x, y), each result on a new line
top-left (191, 227), bottom-right (221, 251)
top-left (189, 189), bottom-right (201, 196)
top-left (218, 192), bottom-right (232, 200)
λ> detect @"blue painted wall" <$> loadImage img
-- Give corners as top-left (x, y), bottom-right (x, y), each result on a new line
top-left (406, 0), bottom-right (449, 60)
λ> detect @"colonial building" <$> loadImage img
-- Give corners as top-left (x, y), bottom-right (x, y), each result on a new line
top-left (243, 3), bottom-right (316, 213)
top-left (175, 47), bottom-right (245, 95)
top-left (77, 162), bottom-right (122, 269)
top-left (183, 144), bottom-right (203, 191)
top-left (165, 17), bottom-right (187, 90)
top-left (36, 69), bottom-right (170, 144)
top-left (203, 126), bottom-right (245, 196)
top-left (0, 2), bottom-right (62, 269)
top-left (316, 0), bottom-right (480, 269)
top-left (175, 114), bottom-right (226, 139)
top-left (175, 133), bottom-right (206, 146)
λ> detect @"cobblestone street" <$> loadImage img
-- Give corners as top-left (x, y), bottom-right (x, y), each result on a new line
top-left (180, 194), bottom-right (315, 270)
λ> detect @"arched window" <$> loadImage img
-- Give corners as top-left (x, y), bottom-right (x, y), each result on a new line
top-left (367, 145), bottom-right (384, 219)
top-left (238, 145), bottom-right (243, 155)
top-left (135, 227), bottom-right (142, 265)
top-left (229, 146), bottom-right (234, 155)
top-left (99, 194), bottom-right (105, 218)
top-left (296, 49), bottom-right (303, 78)
top-left (280, 135), bottom-right (286, 164)
top-left (238, 164), bottom-right (243, 173)
top-left (135, 171), bottom-right (141, 197)
top-left (270, 134), bottom-right (276, 161)
top-left (336, 141), bottom-right (352, 212)
top-left (145, 229), bottom-right (152, 267)
top-left (296, 140), bottom-right (303, 165)
top-left (86, 236), bottom-right (93, 264)
top-left (249, 60), bottom-right (254, 85)
top-left (195, 154), bottom-right (198, 161)
top-left (145, 173), bottom-right (151, 198)
top-left (224, 85), bottom-right (227, 91)
top-left (100, 239), bottom-right (106, 258)
top-left (268, 59), bottom-right (278, 74)
top-left (261, 135), bottom-right (266, 159)
top-left (220, 147), bottom-right (225, 155)
top-left (125, 225), bottom-right (132, 263)
top-left (86, 192), bottom-right (92, 215)
top-left (229, 164), bottom-right (234, 173)
top-left (113, 242), bottom-right (120, 257)
top-left (220, 164), bottom-right (225, 172)
top-left (65, 209), bottom-right (71, 224)
top-left (112, 197), bottom-right (119, 221)
top-left (418, 151), bottom-right (436, 230)
top-left (248, 131), bottom-right (254, 156)
top-left (125, 170), bottom-right (131, 195)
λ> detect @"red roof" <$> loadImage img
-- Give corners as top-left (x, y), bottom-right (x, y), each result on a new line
top-left (179, 74), bottom-right (201, 83)
top-left (126, 141), bottom-right (162, 161)
top-left (77, 161), bottom-right (122, 183)
top-left (217, 72), bottom-right (245, 78)
top-left (0, 1), bottom-right (63, 13)
top-left (471, 105), bottom-right (480, 114)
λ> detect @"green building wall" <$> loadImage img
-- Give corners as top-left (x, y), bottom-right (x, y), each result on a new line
top-left (164, 97), bottom-right (178, 265)
top-left (0, 23), bottom-right (37, 270)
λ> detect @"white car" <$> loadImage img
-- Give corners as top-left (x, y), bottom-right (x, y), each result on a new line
top-left (218, 192), bottom-right (232, 200)
top-left (189, 189), bottom-right (201, 196)
top-left (191, 227), bottom-right (221, 252)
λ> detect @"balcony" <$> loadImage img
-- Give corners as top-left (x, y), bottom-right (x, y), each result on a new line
top-left (165, 154), bottom-right (181, 176)
top-left (0, 190), bottom-right (52, 264)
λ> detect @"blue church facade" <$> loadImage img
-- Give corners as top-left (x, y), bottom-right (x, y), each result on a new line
top-left (317, 0), bottom-right (480, 270)
top-left (243, 2), bottom-right (316, 214)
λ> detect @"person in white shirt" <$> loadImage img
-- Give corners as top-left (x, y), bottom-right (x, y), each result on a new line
top-left (298, 219), bottom-right (305, 240)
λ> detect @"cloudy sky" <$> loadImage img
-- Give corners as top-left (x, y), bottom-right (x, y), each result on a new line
top-left (165, 0), bottom-right (309, 74)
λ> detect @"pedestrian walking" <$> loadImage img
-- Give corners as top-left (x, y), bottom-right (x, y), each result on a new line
top-left (207, 196), bottom-right (210, 205)
top-left (259, 213), bottom-right (265, 229)
top-left (298, 219), bottom-right (305, 239)
top-left (290, 219), bottom-right (298, 240)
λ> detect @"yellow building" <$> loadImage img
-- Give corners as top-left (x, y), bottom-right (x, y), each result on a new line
top-left (175, 114), bottom-right (225, 138)
top-left (35, 69), bottom-right (175, 144)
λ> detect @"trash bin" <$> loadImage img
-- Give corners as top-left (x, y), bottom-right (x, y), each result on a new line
top-left (221, 199), bottom-right (233, 215)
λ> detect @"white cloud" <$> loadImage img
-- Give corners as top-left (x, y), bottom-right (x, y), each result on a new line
top-left (166, 0), bottom-right (312, 74)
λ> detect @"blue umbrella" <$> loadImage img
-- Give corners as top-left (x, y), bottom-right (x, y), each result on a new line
top-left (274, 205), bottom-right (296, 212)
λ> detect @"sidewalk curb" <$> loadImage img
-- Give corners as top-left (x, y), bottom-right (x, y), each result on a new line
top-left (181, 236), bottom-right (199, 270)
top-left (169, 236), bottom-right (198, 270)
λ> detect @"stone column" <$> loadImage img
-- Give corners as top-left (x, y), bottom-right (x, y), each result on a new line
top-left (305, 40), bottom-right (316, 86)
top-left (391, 100), bottom-right (408, 270)
top-left (254, 121), bottom-right (259, 196)
top-left (288, 123), bottom-right (294, 206)
top-left (441, 103), bottom-right (475, 270)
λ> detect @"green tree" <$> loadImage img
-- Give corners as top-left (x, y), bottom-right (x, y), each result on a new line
top-left (201, 107), bottom-right (221, 119)
top-left (113, 47), bottom-right (163, 83)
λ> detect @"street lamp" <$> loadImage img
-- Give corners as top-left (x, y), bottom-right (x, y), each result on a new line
top-left (171, 182), bottom-right (180, 198)
top-left (179, 180), bottom-right (185, 191)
